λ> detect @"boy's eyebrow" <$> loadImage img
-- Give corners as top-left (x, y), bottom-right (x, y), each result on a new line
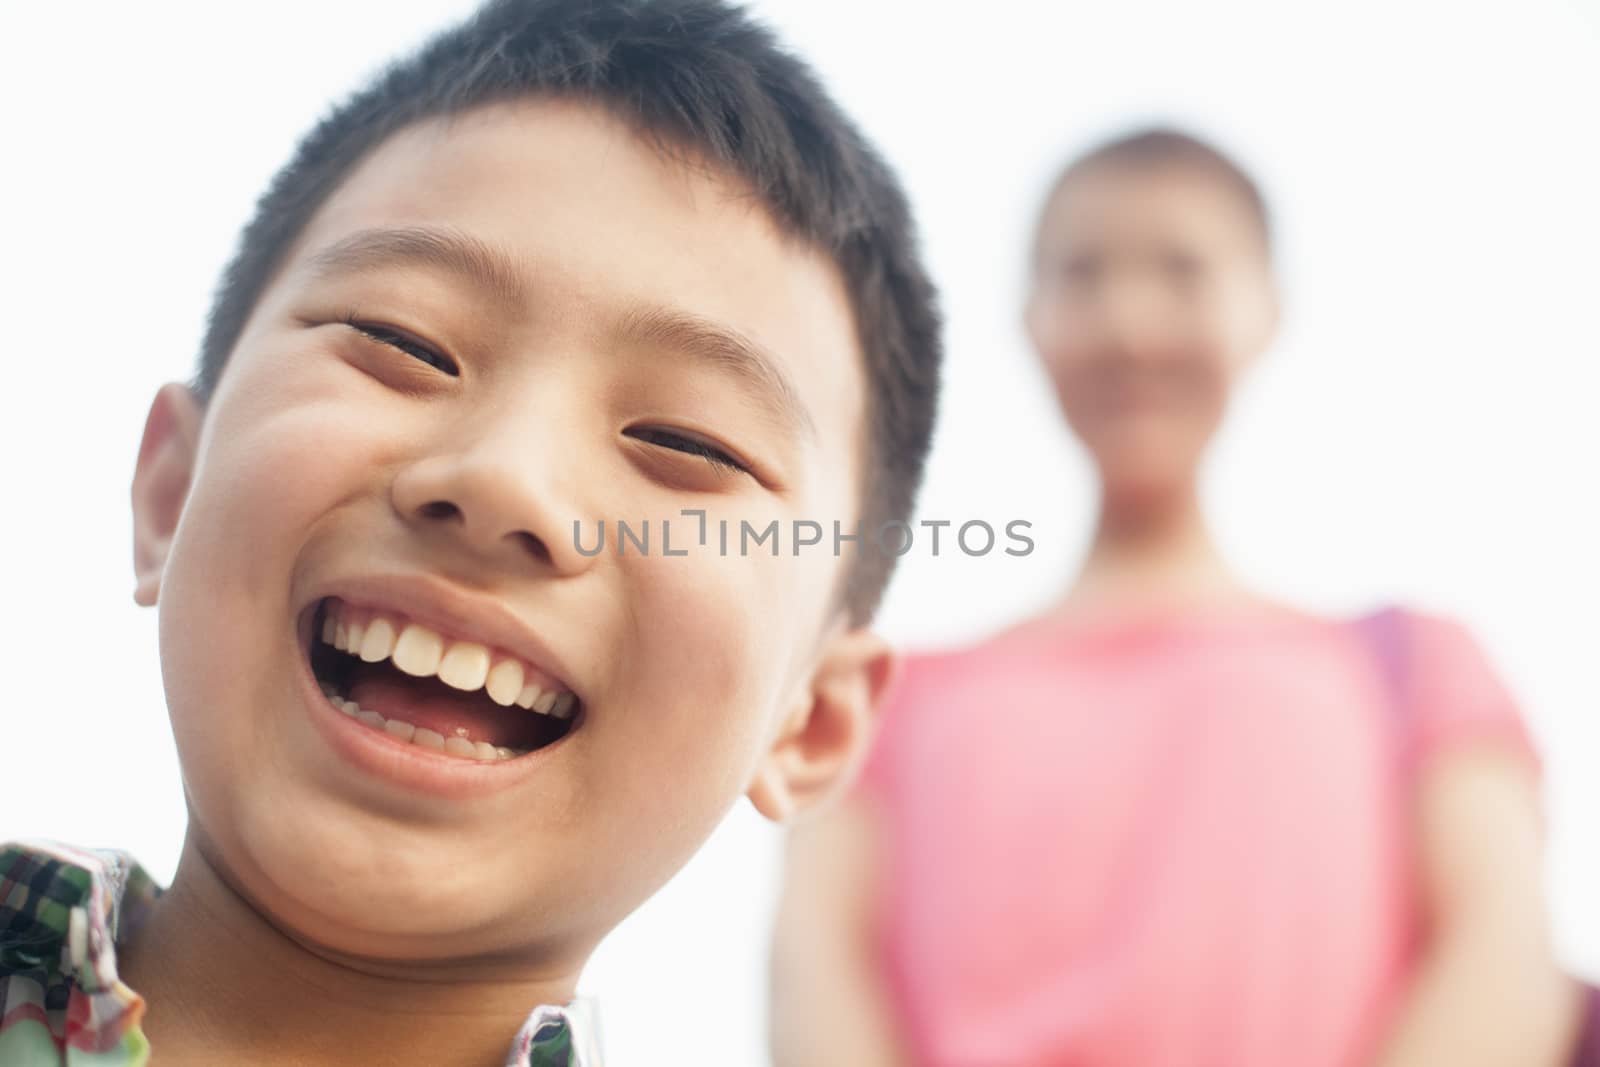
top-left (305, 224), bottom-right (817, 444)
top-left (615, 305), bottom-right (817, 444)
top-left (305, 225), bottom-right (528, 311)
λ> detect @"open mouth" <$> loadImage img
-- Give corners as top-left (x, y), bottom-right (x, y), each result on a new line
top-left (307, 597), bottom-right (580, 761)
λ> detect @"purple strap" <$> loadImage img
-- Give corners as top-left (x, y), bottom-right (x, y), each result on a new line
top-left (1577, 987), bottom-right (1600, 1067)
top-left (1353, 606), bottom-right (1416, 766)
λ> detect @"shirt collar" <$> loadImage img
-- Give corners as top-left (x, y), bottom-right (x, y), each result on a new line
top-left (0, 840), bottom-right (603, 1066)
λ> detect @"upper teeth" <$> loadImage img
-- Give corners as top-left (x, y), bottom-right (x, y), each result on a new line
top-left (321, 599), bottom-right (577, 720)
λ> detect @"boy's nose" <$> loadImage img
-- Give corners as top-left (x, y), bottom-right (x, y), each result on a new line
top-left (389, 439), bottom-right (588, 577)
top-left (1095, 278), bottom-right (1177, 361)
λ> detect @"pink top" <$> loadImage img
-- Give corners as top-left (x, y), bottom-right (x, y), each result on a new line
top-left (858, 606), bottom-right (1538, 1067)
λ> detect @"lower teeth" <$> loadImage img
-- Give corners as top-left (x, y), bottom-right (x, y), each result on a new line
top-left (321, 686), bottom-right (524, 761)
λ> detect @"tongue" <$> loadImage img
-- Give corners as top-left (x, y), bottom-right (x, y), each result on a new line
top-left (348, 663), bottom-right (530, 748)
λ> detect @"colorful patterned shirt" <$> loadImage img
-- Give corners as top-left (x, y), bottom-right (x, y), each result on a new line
top-left (0, 840), bottom-right (603, 1066)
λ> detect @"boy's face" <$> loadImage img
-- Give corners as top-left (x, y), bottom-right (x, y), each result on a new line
top-left (1026, 164), bottom-right (1277, 499)
top-left (130, 99), bottom-right (886, 971)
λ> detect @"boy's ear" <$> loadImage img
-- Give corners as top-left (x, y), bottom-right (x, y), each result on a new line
top-left (131, 383), bottom-right (204, 607)
top-left (1021, 287), bottom-right (1047, 354)
top-left (746, 625), bottom-right (896, 824)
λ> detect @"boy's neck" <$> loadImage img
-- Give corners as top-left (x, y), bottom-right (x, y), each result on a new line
top-left (1065, 478), bottom-right (1250, 616)
top-left (118, 832), bottom-right (584, 1066)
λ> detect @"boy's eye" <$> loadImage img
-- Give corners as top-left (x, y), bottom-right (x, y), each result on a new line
top-left (1163, 253), bottom-right (1203, 283)
top-left (1047, 254), bottom-right (1099, 286)
top-left (625, 426), bottom-right (750, 475)
top-left (344, 316), bottom-right (460, 377)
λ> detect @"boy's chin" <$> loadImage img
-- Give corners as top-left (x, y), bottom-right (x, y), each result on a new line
top-left (208, 802), bottom-right (592, 964)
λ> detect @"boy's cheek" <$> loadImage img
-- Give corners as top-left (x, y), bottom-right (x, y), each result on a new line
top-left (577, 541), bottom-right (821, 826)
top-left (180, 401), bottom-right (343, 580)
top-left (155, 366), bottom-right (394, 818)
top-left (610, 554), bottom-right (779, 749)
top-left (615, 504), bottom-right (838, 703)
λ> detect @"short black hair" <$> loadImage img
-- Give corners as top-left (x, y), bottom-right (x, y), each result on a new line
top-left (1042, 125), bottom-right (1272, 253)
top-left (192, 0), bottom-right (941, 623)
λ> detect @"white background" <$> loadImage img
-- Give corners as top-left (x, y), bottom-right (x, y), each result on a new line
top-left (2, 2), bottom-right (1596, 1064)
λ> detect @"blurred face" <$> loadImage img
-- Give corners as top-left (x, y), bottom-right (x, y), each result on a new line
top-left (1026, 164), bottom-right (1277, 500)
top-left (130, 99), bottom-right (876, 974)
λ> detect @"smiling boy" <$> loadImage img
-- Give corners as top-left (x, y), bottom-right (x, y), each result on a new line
top-left (0, 1), bottom-right (941, 1063)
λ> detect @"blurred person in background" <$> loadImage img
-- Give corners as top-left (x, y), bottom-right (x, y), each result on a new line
top-left (770, 127), bottom-right (1590, 1067)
